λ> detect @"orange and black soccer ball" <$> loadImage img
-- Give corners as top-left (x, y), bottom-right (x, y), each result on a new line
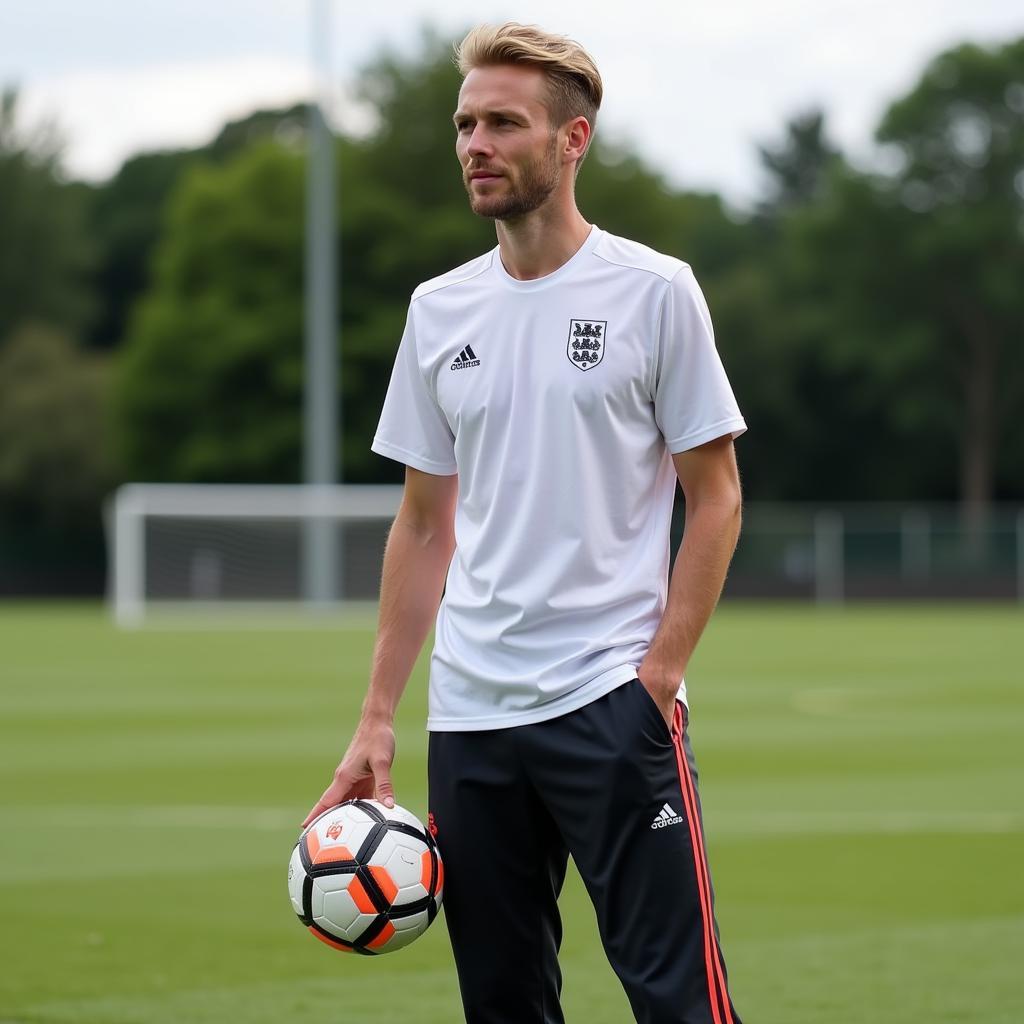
top-left (288, 799), bottom-right (444, 955)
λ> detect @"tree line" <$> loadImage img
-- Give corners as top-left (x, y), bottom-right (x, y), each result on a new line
top-left (0, 30), bottom-right (1021, 591)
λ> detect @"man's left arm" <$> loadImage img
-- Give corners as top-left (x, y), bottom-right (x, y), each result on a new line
top-left (637, 434), bottom-right (742, 729)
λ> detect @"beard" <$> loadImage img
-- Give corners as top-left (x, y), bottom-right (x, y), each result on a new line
top-left (464, 134), bottom-right (562, 221)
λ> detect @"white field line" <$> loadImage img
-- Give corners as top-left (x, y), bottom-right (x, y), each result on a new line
top-left (0, 805), bottom-right (1020, 835)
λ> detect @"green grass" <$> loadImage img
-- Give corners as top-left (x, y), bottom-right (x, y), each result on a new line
top-left (1, 602), bottom-right (1022, 1023)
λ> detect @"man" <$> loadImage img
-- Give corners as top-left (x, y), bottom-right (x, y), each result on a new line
top-left (303, 22), bottom-right (746, 1024)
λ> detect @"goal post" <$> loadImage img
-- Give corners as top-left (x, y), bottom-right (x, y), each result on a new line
top-left (107, 484), bottom-right (402, 627)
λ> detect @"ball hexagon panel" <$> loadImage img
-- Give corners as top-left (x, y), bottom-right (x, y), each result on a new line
top-left (378, 801), bottom-right (429, 833)
top-left (287, 844), bottom-right (305, 916)
top-left (366, 831), bottom-right (431, 907)
top-left (312, 873), bottom-right (379, 942)
top-left (307, 804), bottom-right (377, 865)
top-left (377, 909), bottom-right (431, 952)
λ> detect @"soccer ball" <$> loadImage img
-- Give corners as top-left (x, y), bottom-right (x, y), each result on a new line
top-left (288, 798), bottom-right (444, 955)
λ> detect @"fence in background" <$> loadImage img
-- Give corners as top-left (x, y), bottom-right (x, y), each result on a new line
top-left (725, 502), bottom-right (1022, 602)
top-left (105, 485), bottom-right (1024, 625)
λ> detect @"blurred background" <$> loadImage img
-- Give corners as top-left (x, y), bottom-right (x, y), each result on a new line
top-left (1, 0), bottom-right (1022, 603)
top-left (1, 3), bottom-right (1022, 1023)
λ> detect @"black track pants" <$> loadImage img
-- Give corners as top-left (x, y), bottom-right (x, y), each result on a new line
top-left (427, 677), bottom-right (743, 1024)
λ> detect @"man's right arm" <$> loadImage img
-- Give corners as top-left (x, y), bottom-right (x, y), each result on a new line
top-left (301, 466), bottom-right (457, 827)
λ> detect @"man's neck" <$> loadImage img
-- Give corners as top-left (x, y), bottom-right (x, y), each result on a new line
top-left (494, 202), bottom-right (592, 281)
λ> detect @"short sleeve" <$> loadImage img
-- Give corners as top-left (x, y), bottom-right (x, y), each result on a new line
top-left (652, 266), bottom-right (747, 454)
top-left (370, 304), bottom-right (458, 475)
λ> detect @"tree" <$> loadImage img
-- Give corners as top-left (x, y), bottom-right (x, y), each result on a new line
top-left (0, 323), bottom-right (113, 528)
top-left (115, 142), bottom-right (306, 482)
top-left (780, 38), bottom-right (1024, 526)
top-left (755, 108), bottom-right (842, 218)
top-left (0, 88), bottom-right (93, 344)
top-left (114, 31), bottom-right (755, 486)
top-left (83, 149), bottom-right (201, 350)
top-left (729, 38), bottom-right (1024, 521)
top-left (83, 104), bottom-right (312, 351)
top-left (873, 37), bottom-right (1024, 532)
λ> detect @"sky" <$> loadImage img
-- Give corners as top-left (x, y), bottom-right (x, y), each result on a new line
top-left (5, 0), bottom-right (1022, 212)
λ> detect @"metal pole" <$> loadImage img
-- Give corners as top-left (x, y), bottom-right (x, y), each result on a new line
top-left (113, 487), bottom-right (145, 628)
top-left (302, 0), bottom-right (339, 606)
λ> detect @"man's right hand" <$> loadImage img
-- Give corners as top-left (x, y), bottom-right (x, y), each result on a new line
top-left (301, 714), bottom-right (397, 829)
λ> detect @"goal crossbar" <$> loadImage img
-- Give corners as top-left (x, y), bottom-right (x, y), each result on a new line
top-left (108, 483), bottom-right (403, 627)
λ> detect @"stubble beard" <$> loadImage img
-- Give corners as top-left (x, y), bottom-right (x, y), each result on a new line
top-left (465, 134), bottom-right (562, 221)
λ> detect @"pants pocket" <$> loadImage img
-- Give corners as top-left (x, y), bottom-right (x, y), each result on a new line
top-left (631, 677), bottom-right (676, 746)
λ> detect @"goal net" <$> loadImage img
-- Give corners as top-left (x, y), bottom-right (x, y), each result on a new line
top-left (107, 484), bottom-right (402, 626)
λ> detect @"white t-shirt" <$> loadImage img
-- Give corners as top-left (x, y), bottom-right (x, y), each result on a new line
top-left (371, 225), bottom-right (746, 731)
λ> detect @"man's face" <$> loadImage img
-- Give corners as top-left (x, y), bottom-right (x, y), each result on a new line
top-left (454, 65), bottom-right (564, 221)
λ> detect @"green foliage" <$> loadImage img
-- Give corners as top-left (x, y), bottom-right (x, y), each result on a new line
top-left (0, 89), bottom-right (94, 343)
top-left (872, 38), bottom-right (1024, 509)
top-left (83, 104), bottom-right (311, 351)
top-left (355, 28), bottom-right (482, 215)
top-left (0, 324), bottom-right (113, 528)
top-left (113, 32), bottom-right (756, 486)
top-left (783, 38), bottom-right (1024, 508)
top-left (724, 35), bottom-right (1024, 509)
top-left (83, 150), bottom-right (203, 350)
top-left (755, 108), bottom-right (843, 217)
top-left (115, 144), bottom-right (305, 482)
top-left (6, 29), bottom-right (1024, 534)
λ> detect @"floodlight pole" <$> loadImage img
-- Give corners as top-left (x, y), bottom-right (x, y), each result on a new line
top-left (302, 0), bottom-right (340, 606)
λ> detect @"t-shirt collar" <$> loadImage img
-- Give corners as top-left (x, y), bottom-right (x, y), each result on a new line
top-left (492, 224), bottom-right (603, 292)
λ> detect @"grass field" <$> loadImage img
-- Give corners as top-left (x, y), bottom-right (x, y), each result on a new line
top-left (1, 601), bottom-right (1022, 1024)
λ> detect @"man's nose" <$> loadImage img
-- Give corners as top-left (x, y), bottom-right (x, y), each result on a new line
top-left (467, 126), bottom-right (492, 158)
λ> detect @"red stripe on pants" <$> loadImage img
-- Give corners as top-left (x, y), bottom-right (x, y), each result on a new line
top-left (671, 701), bottom-right (735, 1024)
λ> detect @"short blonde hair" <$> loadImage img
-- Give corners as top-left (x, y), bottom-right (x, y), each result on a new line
top-left (454, 23), bottom-right (603, 163)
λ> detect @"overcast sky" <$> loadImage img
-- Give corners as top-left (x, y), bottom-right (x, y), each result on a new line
top-left (6, 0), bottom-right (1022, 211)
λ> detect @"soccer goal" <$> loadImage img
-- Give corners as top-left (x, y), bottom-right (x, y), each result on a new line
top-left (107, 484), bottom-right (403, 627)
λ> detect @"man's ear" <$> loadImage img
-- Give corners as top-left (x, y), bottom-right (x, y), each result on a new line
top-left (563, 115), bottom-right (591, 164)
top-left (569, 117), bottom-right (593, 160)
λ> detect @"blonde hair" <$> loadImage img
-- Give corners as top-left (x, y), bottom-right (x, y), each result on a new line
top-left (454, 23), bottom-right (603, 165)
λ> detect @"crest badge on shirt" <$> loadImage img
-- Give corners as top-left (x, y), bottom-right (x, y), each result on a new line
top-left (567, 319), bottom-right (607, 371)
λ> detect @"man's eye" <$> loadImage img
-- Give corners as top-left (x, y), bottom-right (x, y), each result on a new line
top-left (456, 122), bottom-right (472, 133)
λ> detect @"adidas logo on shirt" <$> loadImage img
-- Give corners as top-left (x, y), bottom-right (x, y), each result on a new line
top-left (450, 345), bottom-right (480, 370)
top-left (650, 802), bottom-right (685, 829)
